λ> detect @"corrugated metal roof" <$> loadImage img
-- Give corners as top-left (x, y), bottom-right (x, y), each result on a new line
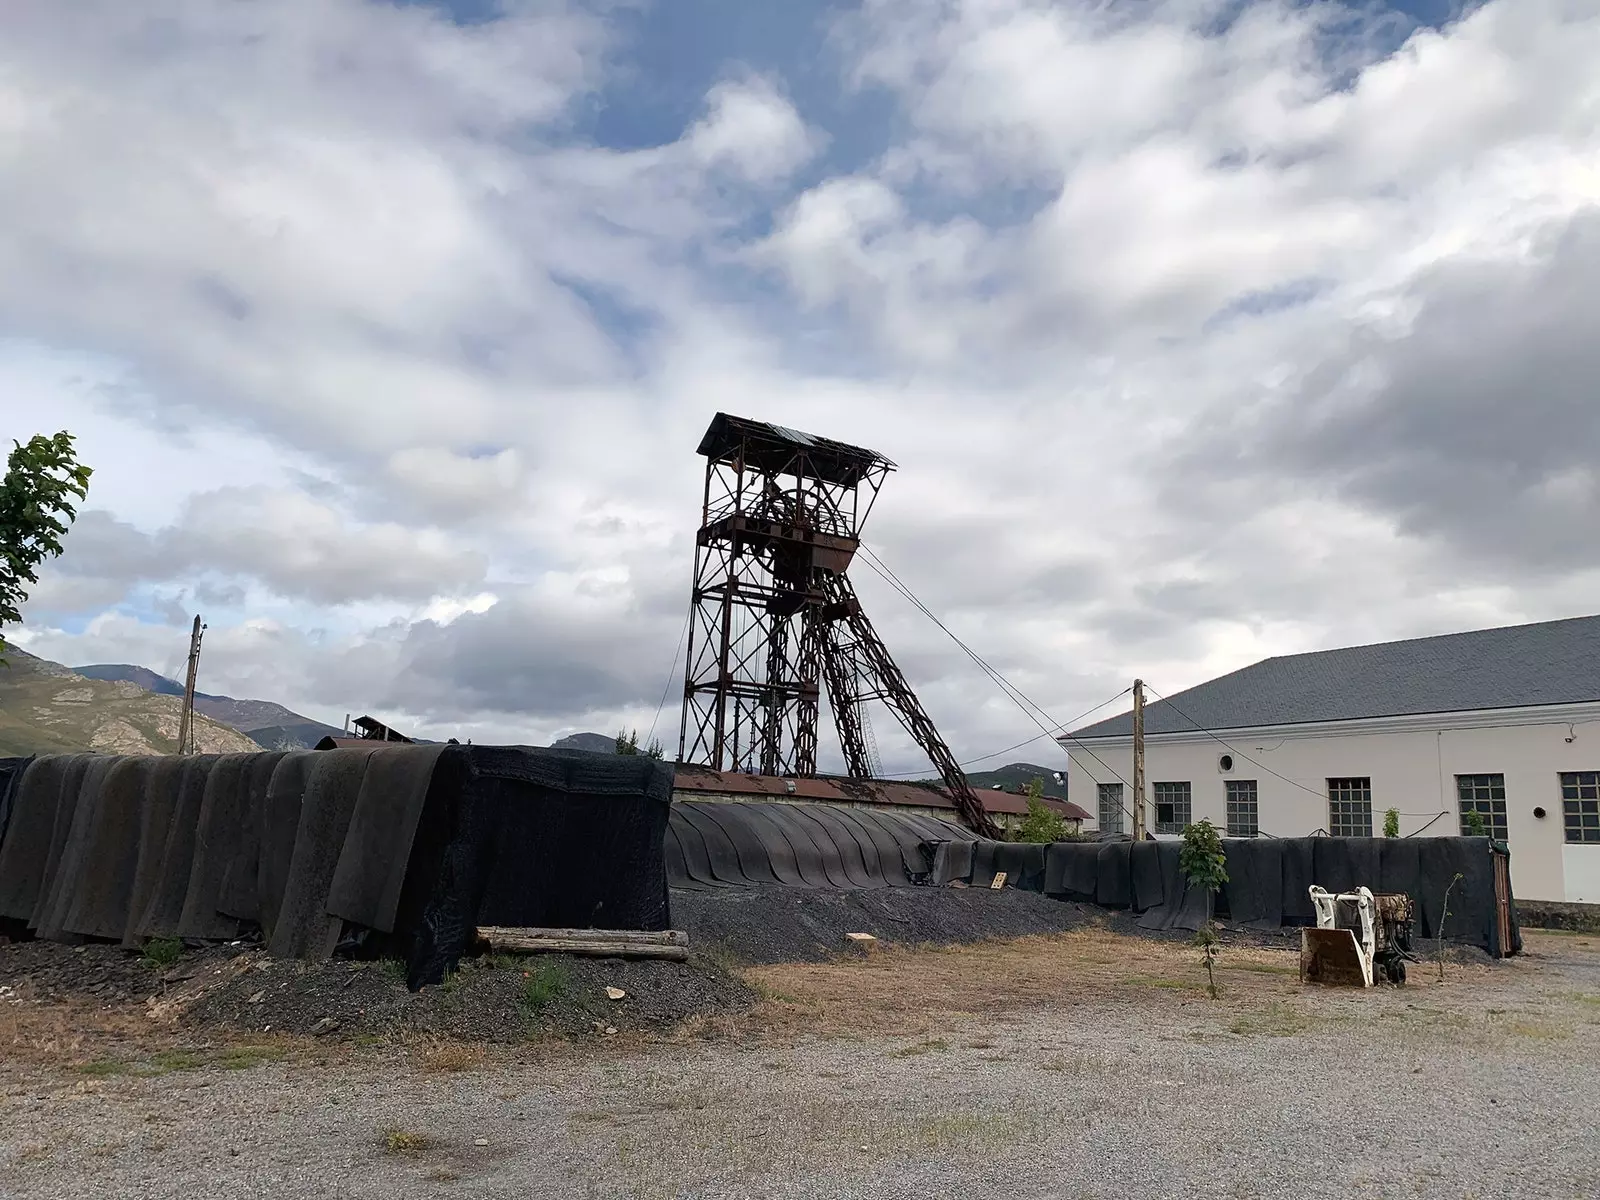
top-left (696, 413), bottom-right (897, 485)
top-left (1073, 613), bottom-right (1600, 739)
top-left (672, 765), bottom-right (1091, 821)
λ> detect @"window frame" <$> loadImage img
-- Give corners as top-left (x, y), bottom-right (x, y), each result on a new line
top-left (1225, 779), bottom-right (1259, 838)
top-left (1152, 781), bottom-right (1191, 835)
top-left (1561, 771), bottom-right (1600, 845)
top-left (1097, 782), bottom-right (1124, 835)
top-left (1327, 777), bottom-right (1373, 838)
top-left (1455, 773), bottom-right (1508, 840)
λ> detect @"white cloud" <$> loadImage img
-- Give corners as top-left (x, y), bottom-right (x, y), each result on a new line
top-left (4, 0), bottom-right (1600, 774)
top-left (686, 76), bottom-right (820, 184)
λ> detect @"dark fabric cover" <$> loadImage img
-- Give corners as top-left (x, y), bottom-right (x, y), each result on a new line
top-left (176, 753), bottom-right (254, 940)
top-left (1045, 842), bottom-right (1099, 900)
top-left (1129, 839), bottom-right (1166, 912)
top-left (59, 757), bottom-right (155, 939)
top-left (36, 756), bottom-right (118, 940)
top-left (929, 839), bottom-right (974, 887)
top-left (1221, 838), bottom-right (1283, 929)
top-left (269, 747), bottom-right (377, 960)
top-left (405, 747), bottom-right (674, 988)
top-left (0, 755), bottom-right (83, 921)
top-left (135, 755), bottom-right (220, 939)
top-left (257, 752), bottom-right (317, 940)
top-left (122, 757), bottom-right (190, 946)
top-left (1137, 840), bottom-right (1214, 932)
top-left (0, 755), bottom-right (31, 848)
top-left (29, 756), bottom-right (99, 931)
top-left (325, 744), bottom-right (447, 932)
top-left (1279, 835), bottom-right (1316, 925)
top-left (1094, 841), bottom-right (1132, 907)
top-left (218, 751), bottom-right (288, 921)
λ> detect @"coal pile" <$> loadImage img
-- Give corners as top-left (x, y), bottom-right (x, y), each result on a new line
top-left (184, 949), bottom-right (756, 1042)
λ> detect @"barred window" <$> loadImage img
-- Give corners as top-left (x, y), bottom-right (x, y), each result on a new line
top-left (1456, 774), bottom-right (1508, 840)
top-left (1226, 780), bottom-right (1259, 838)
top-left (1153, 781), bottom-right (1191, 835)
top-left (1562, 772), bottom-right (1600, 844)
top-left (1327, 777), bottom-right (1373, 838)
top-left (1097, 782), bottom-right (1124, 835)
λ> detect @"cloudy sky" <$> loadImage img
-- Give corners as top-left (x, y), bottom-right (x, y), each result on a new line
top-left (2, 0), bottom-right (1597, 772)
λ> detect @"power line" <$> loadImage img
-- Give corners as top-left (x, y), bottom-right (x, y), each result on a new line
top-left (645, 608), bottom-right (692, 749)
top-left (853, 544), bottom-right (1137, 822)
top-left (876, 685), bottom-right (1131, 777)
top-left (1139, 682), bottom-right (1331, 803)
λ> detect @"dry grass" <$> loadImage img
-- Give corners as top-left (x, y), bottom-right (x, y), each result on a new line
top-left (409, 1035), bottom-right (488, 1073)
top-left (740, 926), bottom-right (1305, 1037)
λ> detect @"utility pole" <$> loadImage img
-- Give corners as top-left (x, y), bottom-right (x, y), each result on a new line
top-left (176, 615), bottom-right (206, 755)
top-left (1131, 678), bottom-right (1146, 841)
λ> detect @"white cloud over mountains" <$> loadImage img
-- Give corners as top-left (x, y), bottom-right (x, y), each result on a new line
top-left (2, 0), bottom-right (1597, 767)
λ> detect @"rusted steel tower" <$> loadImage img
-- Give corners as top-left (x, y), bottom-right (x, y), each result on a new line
top-left (679, 413), bottom-right (998, 838)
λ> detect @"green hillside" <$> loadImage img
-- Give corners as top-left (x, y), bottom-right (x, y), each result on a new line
top-left (0, 649), bottom-right (259, 757)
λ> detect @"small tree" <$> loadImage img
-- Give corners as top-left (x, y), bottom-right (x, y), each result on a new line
top-left (1181, 820), bottom-right (1229, 999)
top-left (1383, 807), bottom-right (1400, 838)
top-left (615, 728), bottom-right (664, 759)
top-left (1179, 819), bottom-right (1229, 894)
top-left (1016, 777), bottom-right (1069, 843)
top-left (1462, 809), bottom-right (1488, 837)
top-left (0, 431), bottom-right (91, 661)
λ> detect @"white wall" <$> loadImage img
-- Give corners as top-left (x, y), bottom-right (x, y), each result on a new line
top-left (1065, 704), bottom-right (1600, 905)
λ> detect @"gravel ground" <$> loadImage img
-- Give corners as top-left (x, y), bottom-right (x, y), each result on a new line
top-left (3, 931), bottom-right (1595, 1199)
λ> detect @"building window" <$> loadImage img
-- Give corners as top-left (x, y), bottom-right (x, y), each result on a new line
top-left (1225, 780), bottom-right (1259, 838)
top-left (1327, 777), bottom-right (1373, 838)
top-left (1152, 782), bottom-right (1191, 834)
top-left (1097, 783), bottom-right (1124, 834)
top-left (1456, 774), bottom-right (1508, 840)
top-left (1562, 772), bottom-right (1600, 844)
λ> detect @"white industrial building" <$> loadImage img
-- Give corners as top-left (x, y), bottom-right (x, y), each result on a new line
top-left (1063, 615), bottom-right (1600, 906)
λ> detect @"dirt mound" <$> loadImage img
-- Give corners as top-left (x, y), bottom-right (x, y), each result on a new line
top-left (182, 950), bottom-right (756, 1042)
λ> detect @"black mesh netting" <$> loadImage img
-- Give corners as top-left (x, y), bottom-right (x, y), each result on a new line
top-left (403, 747), bottom-right (674, 989)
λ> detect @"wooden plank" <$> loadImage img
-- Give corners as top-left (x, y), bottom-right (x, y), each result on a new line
top-left (475, 927), bottom-right (690, 961)
top-left (476, 926), bottom-right (688, 946)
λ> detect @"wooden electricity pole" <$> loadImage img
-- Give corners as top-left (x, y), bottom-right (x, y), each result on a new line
top-left (1131, 678), bottom-right (1146, 841)
top-left (176, 615), bottom-right (205, 755)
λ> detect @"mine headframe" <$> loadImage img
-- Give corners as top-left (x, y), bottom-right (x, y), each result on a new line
top-left (678, 412), bottom-right (999, 839)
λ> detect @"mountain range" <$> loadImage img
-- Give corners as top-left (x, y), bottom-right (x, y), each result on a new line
top-left (0, 650), bottom-right (260, 757)
top-left (72, 663), bottom-right (347, 750)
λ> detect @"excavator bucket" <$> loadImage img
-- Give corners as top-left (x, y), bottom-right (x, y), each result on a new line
top-left (1300, 927), bottom-right (1373, 988)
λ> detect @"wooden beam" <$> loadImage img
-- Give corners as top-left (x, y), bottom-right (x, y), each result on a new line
top-left (474, 927), bottom-right (690, 961)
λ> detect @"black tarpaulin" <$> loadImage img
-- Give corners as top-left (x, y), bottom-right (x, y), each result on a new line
top-left (268, 747), bottom-right (377, 960)
top-left (1280, 835), bottom-right (1315, 925)
top-left (1129, 840), bottom-right (1165, 912)
top-left (257, 751), bottom-right (316, 940)
top-left (1220, 838), bottom-right (1283, 929)
top-left (0, 756), bottom-right (31, 847)
top-left (218, 751), bottom-right (288, 921)
top-left (35, 756), bottom-right (118, 940)
top-left (1094, 841), bottom-right (1132, 908)
top-left (58, 756), bottom-right (155, 940)
top-left (325, 744), bottom-right (447, 933)
top-left (0, 755), bottom-right (83, 922)
top-left (135, 755), bottom-right (220, 940)
top-left (405, 747), bottom-right (674, 988)
top-left (929, 839), bottom-right (974, 887)
top-left (122, 756), bottom-right (189, 947)
top-left (176, 753), bottom-right (253, 941)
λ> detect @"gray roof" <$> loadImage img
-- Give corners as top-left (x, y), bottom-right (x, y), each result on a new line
top-left (1072, 614), bottom-right (1600, 739)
